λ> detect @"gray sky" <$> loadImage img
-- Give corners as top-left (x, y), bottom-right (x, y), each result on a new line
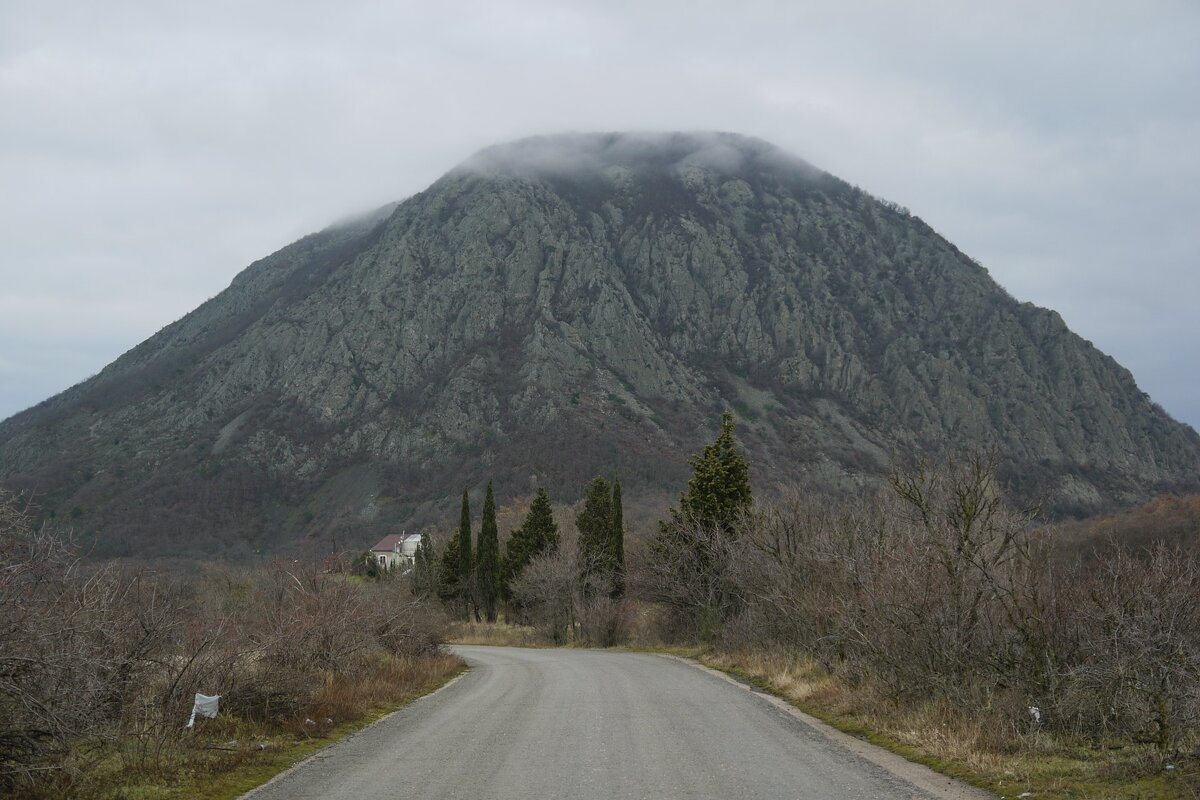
top-left (2, 0), bottom-right (1197, 429)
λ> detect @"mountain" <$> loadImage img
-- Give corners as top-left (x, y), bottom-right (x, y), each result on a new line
top-left (2, 132), bottom-right (1197, 559)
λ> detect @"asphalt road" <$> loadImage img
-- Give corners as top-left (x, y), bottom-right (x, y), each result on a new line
top-left (243, 646), bottom-right (994, 800)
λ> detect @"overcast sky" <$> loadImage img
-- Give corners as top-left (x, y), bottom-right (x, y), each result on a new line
top-left (2, 1), bottom-right (1197, 429)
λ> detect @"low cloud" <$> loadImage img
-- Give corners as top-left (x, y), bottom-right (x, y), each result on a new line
top-left (459, 131), bottom-right (816, 180)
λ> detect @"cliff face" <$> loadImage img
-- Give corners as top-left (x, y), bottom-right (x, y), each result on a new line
top-left (2, 132), bottom-right (1197, 558)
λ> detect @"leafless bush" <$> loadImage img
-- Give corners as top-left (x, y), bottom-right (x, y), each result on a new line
top-left (0, 492), bottom-right (452, 795)
top-left (726, 488), bottom-right (854, 663)
top-left (510, 535), bottom-right (633, 646)
top-left (0, 493), bottom-right (189, 787)
top-left (366, 581), bottom-right (449, 658)
top-left (511, 541), bottom-right (579, 644)
top-left (642, 517), bottom-right (742, 641)
top-left (577, 595), bottom-right (633, 647)
top-left (672, 452), bottom-right (1199, 757)
top-left (251, 563), bottom-right (376, 676)
top-left (1062, 545), bottom-right (1200, 752)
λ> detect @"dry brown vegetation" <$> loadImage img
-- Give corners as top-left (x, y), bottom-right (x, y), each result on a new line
top-left (505, 522), bottom-right (634, 647)
top-left (434, 451), bottom-right (1200, 796)
top-left (0, 491), bottom-right (462, 799)
top-left (638, 453), bottom-right (1200, 797)
top-left (1052, 494), bottom-right (1200, 560)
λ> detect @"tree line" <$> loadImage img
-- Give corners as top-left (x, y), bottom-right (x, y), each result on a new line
top-left (407, 408), bottom-right (1199, 771)
top-left (392, 413), bottom-right (750, 647)
top-left (639, 415), bottom-right (1199, 770)
top-left (409, 476), bottom-right (626, 624)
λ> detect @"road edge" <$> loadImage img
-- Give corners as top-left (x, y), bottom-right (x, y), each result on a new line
top-left (656, 653), bottom-right (998, 800)
top-left (234, 667), bottom-right (470, 799)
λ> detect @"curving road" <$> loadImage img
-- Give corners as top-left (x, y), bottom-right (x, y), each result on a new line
top-left (243, 646), bottom-right (995, 800)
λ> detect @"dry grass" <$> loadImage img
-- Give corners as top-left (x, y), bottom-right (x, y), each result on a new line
top-left (700, 648), bottom-right (1197, 800)
top-left (286, 651), bottom-right (465, 735)
top-left (28, 651), bottom-right (466, 800)
top-left (445, 620), bottom-right (557, 647)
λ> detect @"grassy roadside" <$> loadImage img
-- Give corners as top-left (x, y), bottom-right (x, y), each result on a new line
top-left (446, 621), bottom-right (1193, 799)
top-left (692, 649), bottom-right (1193, 800)
top-left (83, 652), bottom-right (466, 800)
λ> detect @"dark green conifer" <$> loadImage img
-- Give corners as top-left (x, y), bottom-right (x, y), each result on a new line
top-left (412, 530), bottom-right (437, 598)
top-left (476, 481), bottom-right (501, 622)
top-left (669, 411), bottom-right (752, 534)
top-left (653, 412), bottom-right (753, 638)
top-left (501, 487), bottom-right (559, 601)
top-left (458, 489), bottom-right (474, 619)
top-left (438, 531), bottom-right (461, 604)
top-left (577, 476), bottom-right (614, 591)
top-left (610, 478), bottom-right (625, 598)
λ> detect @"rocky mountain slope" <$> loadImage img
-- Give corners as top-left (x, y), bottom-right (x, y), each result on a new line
top-left (2, 132), bottom-right (1197, 558)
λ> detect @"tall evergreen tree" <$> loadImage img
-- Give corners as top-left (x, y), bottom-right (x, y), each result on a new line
top-left (476, 481), bottom-right (501, 622)
top-left (577, 476), bottom-right (615, 592)
top-left (438, 531), bottom-right (461, 604)
top-left (412, 529), bottom-right (437, 598)
top-left (412, 533), bottom-right (427, 595)
top-left (669, 411), bottom-right (752, 534)
top-left (610, 477), bottom-right (625, 598)
top-left (653, 411), bottom-right (753, 638)
top-left (458, 489), bottom-right (474, 620)
top-left (501, 487), bottom-right (559, 601)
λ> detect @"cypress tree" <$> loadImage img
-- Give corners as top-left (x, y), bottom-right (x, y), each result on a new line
top-left (501, 487), bottom-right (559, 601)
top-left (476, 481), bottom-right (501, 622)
top-left (610, 477), bottom-right (625, 598)
top-left (458, 489), bottom-right (474, 620)
top-left (412, 530), bottom-right (437, 598)
top-left (438, 531), bottom-right (461, 604)
top-left (412, 534), bottom-right (427, 595)
top-left (577, 476), bottom-right (614, 592)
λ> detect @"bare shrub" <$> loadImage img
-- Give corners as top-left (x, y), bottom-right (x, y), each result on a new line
top-left (0, 493), bottom-right (187, 787)
top-left (1063, 545), bottom-right (1200, 753)
top-left (727, 488), bottom-right (854, 663)
top-left (0, 492), bottom-right (455, 796)
top-left (692, 452), bottom-right (1200, 766)
top-left (509, 533), bottom-right (633, 647)
top-left (257, 563), bottom-right (376, 674)
top-left (643, 517), bottom-right (742, 641)
top-left (511, 547), bottom-right (579, 644)
top-left (577, 595), bottom-right (633, 647)
top-left (365, 582), bottom-right (448, 658)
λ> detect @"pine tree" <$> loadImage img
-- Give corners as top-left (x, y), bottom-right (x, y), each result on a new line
top-left (577, 476), bottom-right (614, 592)
top-left (501, 487), bottom-right (559, 601)
top-left (610, 477), bottom-right (625, 598)
top-left (476, 481), bottom-right (501, 622)
top-left (669, 411), bottom-right (752, 534)
top-left (458, 489), bottom-right (474, 620)
top-left (653, 411), bottom-right (753, 638)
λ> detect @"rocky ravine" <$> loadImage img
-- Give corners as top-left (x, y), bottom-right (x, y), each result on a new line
top-left (2, 132), bottom-right (1197, 558)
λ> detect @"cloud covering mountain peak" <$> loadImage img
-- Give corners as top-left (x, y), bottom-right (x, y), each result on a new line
top-left (456, 131), bottom-right (821, 182)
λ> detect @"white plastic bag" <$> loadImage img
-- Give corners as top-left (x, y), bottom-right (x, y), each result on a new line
top-left (187, 693), bottom-right (221, 728)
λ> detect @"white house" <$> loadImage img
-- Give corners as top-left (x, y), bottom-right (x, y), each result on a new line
top-left (369, 532), bottom-right (423, 571)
